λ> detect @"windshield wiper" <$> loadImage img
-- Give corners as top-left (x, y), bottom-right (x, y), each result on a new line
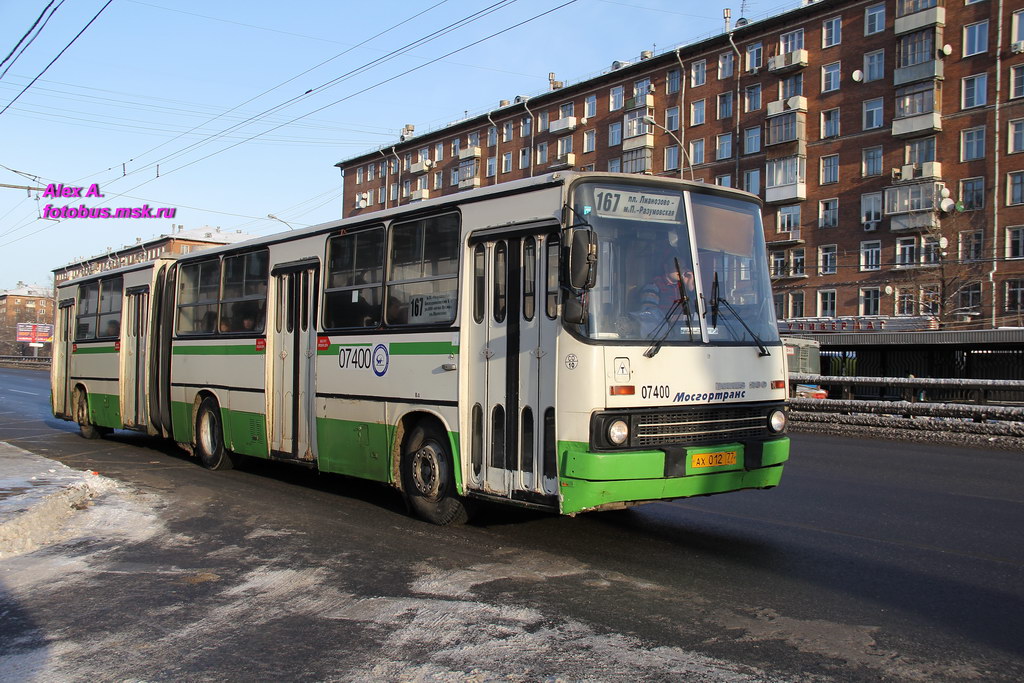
top-left (709, 271), bottom-right (771, 357)
top-left (644, 257), bottom-right (693, 358)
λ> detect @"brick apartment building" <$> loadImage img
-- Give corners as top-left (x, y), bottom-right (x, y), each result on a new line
top-left (336, 0), bottom-right (1024, 330)
top-left (0, 283), bottom-right (54, 356)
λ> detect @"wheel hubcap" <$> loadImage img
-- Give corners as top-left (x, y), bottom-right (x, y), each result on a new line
top-left (412, 443), bottom-right (442, 498)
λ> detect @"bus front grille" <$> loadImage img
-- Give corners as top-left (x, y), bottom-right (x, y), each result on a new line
top-left (634, 406), bottom-right (769, 447)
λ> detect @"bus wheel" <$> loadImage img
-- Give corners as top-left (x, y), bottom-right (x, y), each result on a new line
top-left (401, 423), bottom-right (472, 525)
top-left (74, 388), bottom-right (104, 440)
top-left (195, 397), bottom-right (234, 470)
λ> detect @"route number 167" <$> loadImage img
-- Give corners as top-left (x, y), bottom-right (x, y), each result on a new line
top-left (595, 191), bottom-right (622, 212)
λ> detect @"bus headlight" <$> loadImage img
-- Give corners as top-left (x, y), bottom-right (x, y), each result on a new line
top-left (607, 419), bottom-right (629, 446)
top-left (767, 409), bottom-right (787, 433)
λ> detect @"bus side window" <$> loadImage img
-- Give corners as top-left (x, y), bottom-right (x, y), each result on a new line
top-left (324, 228), bottom-right (384, 329)
top-left (220, 250), bottom-right (268, 333)
top-left (76, 282), bottom-right (99, 340)
top-left (494, 241), bottom-right (507, 323)
top-left (97, 277), bottom-right (123, 339)
top-left (177, 259), bottom-right (219, 335)
top-left (387, 213), bottom-right (459, 326)
top-left (523, 236), bottom-right (536, 321)
top-left (545, 234), bottom-right (559, 319)
top-left (473, 244), bottom-right (485, 324)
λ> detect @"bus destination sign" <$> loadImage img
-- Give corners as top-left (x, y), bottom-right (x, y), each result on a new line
top-left (590, 187), bottom-right (681, 223)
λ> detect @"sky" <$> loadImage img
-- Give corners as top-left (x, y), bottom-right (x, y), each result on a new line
top-left (0, 0), bottom-right (801, 288)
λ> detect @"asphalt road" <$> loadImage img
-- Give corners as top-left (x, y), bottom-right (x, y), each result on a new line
top-left (1, 366), bottom-right (1022, 681)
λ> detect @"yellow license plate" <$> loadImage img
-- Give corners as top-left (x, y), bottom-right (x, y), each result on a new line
top-left (691, 450), bottom-right (738, 469)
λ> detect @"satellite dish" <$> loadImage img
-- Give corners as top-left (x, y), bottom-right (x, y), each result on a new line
top-left (580, 117), bottom-right (588, 125)
top-left (939, 237), bottom-right (949, 249)
top-left (851, 69), bottom-right (863, 82)
top-left (939, 198), bottom-right (955, 212)
top-left (941, 44), bottom-right (953, 56)
top-left (884, 285), bottom-right (894, 295)
top-left (940, 187), bottom-right (951, 198)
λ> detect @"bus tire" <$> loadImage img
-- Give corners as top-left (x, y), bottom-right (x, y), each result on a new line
top-left (74, 387), bottom-right (105, 440)
top-left (195, 396), bottom-right (234, 470)
top-left (401, 423), bottom-right (472, 525)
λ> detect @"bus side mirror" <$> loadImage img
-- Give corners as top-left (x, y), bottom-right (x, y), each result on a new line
top-left (569, 229), bottom-right (597, 290)
top-left (563, 291), bottom-right (586, 324)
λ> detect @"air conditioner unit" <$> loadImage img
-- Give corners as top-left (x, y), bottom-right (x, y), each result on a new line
top-left (863, 221), bottom-right (878, 232)
top-left (891, 167), bottom-right (903, 181)
top-left (1013, 41), bottom-right (1024, 54)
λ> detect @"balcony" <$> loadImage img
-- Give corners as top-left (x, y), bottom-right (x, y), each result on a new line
top-left (892, 112), bottom-right (942, 137)
top-left (766, 96), bottom-right (808, 117)
top-left (410, 159), bottom-right (433, 174)
top-left (625, 93), bottom-right (654, 110)
top-left (458, 176), bottom-right (480, 190)
top-left (770, 228), bottom-right (803, 246)
top-left (549, 116), bottom-right (578, 134)
top-left (894, 6), bottom-right (944, 35)
top-left (549, 153), bottom-right (575, 170)
top-left (410, 188), bottom-right (430, 201)
top-left (767, 49), bottom-right (808, 74)
top-left (894, 60), bottom-right (943, 87)
top-left (458, 146), bottom-right (481, 160)
top-left (895, 161), bottom-right (942, 181)
top-left (765, 182), bottom-right (807, 204)
top-left (622, 134), bottom-right (655, 151)
top-left (891, 211), bottom-right (940, 232)
top-left (770, 266), bottom-right (808, 281)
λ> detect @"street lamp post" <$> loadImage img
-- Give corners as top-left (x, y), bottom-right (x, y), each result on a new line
top-left (267, 214), bottom-right (295, 231)
top-left (643, 115), bottom-right (694, 181)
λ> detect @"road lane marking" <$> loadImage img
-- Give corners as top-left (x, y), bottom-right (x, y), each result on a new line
top-left (8, 389), bottom-right (39, 395)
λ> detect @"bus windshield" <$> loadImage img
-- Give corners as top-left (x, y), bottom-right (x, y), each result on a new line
top-left (569, 181), bottom-right (779, 347)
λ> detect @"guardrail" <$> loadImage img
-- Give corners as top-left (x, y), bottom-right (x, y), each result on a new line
top-left (0, 355), bottom-right (51, 368)
top-left (787, 374), bottom-right (1024, 445)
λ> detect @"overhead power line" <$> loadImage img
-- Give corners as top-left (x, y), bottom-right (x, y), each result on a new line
top-left (0, 1), bottom-right (57, 72)
top-left (0, 0), bottom-right (115, 118)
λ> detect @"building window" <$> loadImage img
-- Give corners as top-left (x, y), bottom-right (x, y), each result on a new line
top-left (862, 192), bottom-right (883, 224)
top-left (885, 182), bottom-right (939, 213)
top-left (896, 237), bottom-right (916, 266)
top-left (792, 248), bottom-right (805, 275)
top-left (865, 4), bottom-right (886, 35)
top-left (1011, 172), bottom-right (1024, 205)
top-left (1008, 226), bottom-right (1024, 259)
top-left (746, 42), bottom-right (762, 71)
top-left (743, 168), bottom-right (761, 194)
top-left (906, 136), bottom-right (936, 164)
top-left (433, 171), bottom-right (443, 190)
top-left (963, 21), bottom-right (988, 57)
top-left (861, 241), bottom-right (881, 271)
top-left (961, 128), bottom-right (985, 162)
top-left (896, 288), bottom-right (917, 316)
top-left (584, 95), bottom-right (597, 118)
top-left (716, 174), bottom-right (732, 188)
top-left (520, 117), bottom-right (532, 138)
top-left (519, 147), bottom-right (530, 170)
top-left (767, 111), bottom-right (799, 145)
top-left (780, 28), bottom-right (804, 54)
top-left (958, 282), bottom-right (982, 315)
top-left (897, 0), bottom-right (937, 15)
top-left (608, 121), bottom-right (622, 146)
top-left (716, 133), bottom-right (733, 160)
top-left (719, 52), bottom-right (734, 79)
top-left (821, 155), bottom-right (839, 184)
top-left (863, 98), bottom-right (884, 130)
top-left (771, 251), bottom-right (787, 277)
top-left (1010, 119), bottom-right (1024, 153)
top-left (556, 136), bottom-right (573, 158)
top-left (790, 291), bottom-right (805, 318)
top-left (781, 73), bottom-right (804, 99)
top-left (666, 68), bottom-right (680, 94)
top-left (744, 126), bottom-right (761, 154)
top-left (625, 108), bottom-right (652, 138)
top-left (822, 108), bottom-right (840, 138)
top-left (583, 129), bottom-right (596, 153)
top-left (821, 62), bottom-right (841, 92)
top-left (823, 16), bottom-right (842, 48)
top-left (766, 155), bottom-right (806, 188)
top-left (451, 138), bottom-right (461, 156)
top-left (1006, 280), bottom-right (1024, 313)
top-left (819, 245), bottom-right (837, 275)
top-left (622, 148), bottom-right (652, 174)
top-left (962, 74), bottom-right (988, 109)
top-left (501, 152), bottom-right (512, 173)
top-left (862, 146), bottom-right (883, 177)
top-left (819, 198), bottom-right (839, 228)
top-left (895, 82), bottom-right (934, 118)
top-left (690, 139), bottom-right (705, 165)
top-left (745, 84), bottom-right (761, 112)
top-left (922, 237), bottom-right (940, 265)
top-left (819, 290), bottom-right (837, 317)
top-left (861, 288), bottom-right (881, 316)
top-left (1012, 65), bottom-right (1024, 100)
top-left (718, 92), bottom-right (733, 119)
top-left (960, 230), bottom-right (984, 261)
top-left (666, 106), bottom-right (679, 131)
top-left (897, 29), bottom-right (934, 68)
top-left (610, 85), bottom-right (624, 111)
top-left (691, 60), bottom-right (706, 87)
top-left (665, 145), bottom-right (680, 171)
top-left (864, 50), bottom-right (885, 82)
top-left (487, 127), bottom-right (497, 147)
top-left (402, 179), bottom-right (411, 197)
top-left (633, 78), bottom-right (651, 97)
top-left (608, 158), bottom-right (621, 173)
top-left (1014, 8), bottom-right (1024, 41)
top-left (355, 167), bottom-right (363, 184)
top-left (469, 131), bottom-right (481, 147)
top-left (921, 284), bottom-right (940, 315)
top-left (691, 99), bottom-right (706, 125)
top-left (536, 142), bottom-right (548, 165)
top-left (778, 204), bottom-right (801, 232)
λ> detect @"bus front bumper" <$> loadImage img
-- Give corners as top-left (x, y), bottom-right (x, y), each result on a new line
top-left (556, 437), bottom-right (789, 515)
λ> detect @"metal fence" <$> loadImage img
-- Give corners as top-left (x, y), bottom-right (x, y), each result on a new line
top-left (0, 355), bottom-right (50, 368)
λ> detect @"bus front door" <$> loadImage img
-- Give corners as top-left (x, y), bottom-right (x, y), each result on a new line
top-left (53, 300), bottom-right (75, 418)
top-left (270, 262), bottom-right (319, 461)
top-left (121, 288), bottom-right (149, 428)
top-left (469, 230), bottom-right (559, 503)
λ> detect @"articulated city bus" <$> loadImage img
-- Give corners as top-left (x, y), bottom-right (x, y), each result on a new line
top-left (53, 172), bottom-right (790, 524)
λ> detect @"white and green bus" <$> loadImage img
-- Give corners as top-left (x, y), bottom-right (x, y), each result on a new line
top-left (53, 172), bottom-right (790, 524)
